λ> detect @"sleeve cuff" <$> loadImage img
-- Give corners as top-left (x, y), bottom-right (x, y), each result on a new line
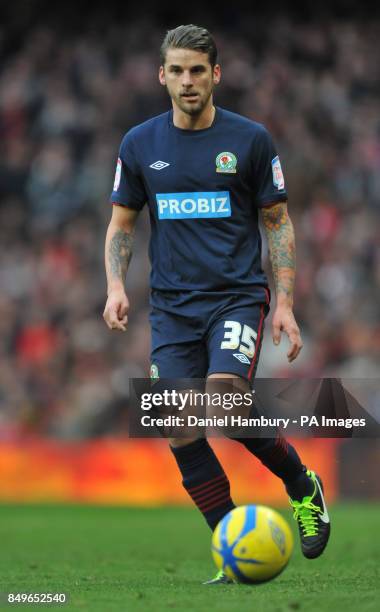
top-left (256, 194), bottom-right (288, 208)
top-left (110, 199), bottom-right (144, 211)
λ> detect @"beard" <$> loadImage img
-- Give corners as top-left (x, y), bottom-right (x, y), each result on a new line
top-left (170, 88), bottom-right (213, 116)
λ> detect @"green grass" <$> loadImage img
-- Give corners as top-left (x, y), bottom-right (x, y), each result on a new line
top-left (0, 504), bottom-right (379, 611)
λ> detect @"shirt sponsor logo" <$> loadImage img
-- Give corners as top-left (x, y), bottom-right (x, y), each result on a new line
top-left (271, 155), bottom-right (285, 190)
top-left (113, 158), bottom-right (122, 191)
top-left (156, 192), bottom-right (231, 219)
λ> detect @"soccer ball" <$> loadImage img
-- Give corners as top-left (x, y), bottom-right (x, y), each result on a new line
top-left (211, 505), bottom-right (293, 583)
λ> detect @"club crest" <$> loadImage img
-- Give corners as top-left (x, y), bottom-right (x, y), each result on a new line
top-left (150, 364), bottom-right (159, 381)
top-left (216, 152), bottom-right (237, 174)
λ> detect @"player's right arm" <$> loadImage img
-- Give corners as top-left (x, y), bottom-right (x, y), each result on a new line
top-left (103, 205), bottom-right (139, 331)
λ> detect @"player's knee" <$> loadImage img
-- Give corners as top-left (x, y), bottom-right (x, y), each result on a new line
top-left (169, 437), bottom-right (200, 448)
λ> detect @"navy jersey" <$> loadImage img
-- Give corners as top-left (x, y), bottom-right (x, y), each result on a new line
top-left (110, 107), bottom-right (287, 306)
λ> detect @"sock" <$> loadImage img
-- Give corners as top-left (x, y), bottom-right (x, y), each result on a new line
top-left (235, 435), bottom-right (314, 500)
top-left (170, 438), bottom-right (235, 531)
top-left (285, 467), bottom-right (316, 501)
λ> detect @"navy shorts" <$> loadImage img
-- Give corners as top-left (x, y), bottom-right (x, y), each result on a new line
top-left (150, 290), bottom-right (270, 384)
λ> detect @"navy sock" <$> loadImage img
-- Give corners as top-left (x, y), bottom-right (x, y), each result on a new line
top-left (284, 468), bottom-right (315, 501)
top-left (235, 435), bottom-right (314, 499)
top-left (170, 438), bottom-right (235, 531)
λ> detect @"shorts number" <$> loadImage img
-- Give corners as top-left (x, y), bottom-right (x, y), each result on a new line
top-left (221, 321), bottom-right (257, 359)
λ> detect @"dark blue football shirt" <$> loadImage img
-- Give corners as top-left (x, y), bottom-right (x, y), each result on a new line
top-left (110, 107), bottom-right (287, 307)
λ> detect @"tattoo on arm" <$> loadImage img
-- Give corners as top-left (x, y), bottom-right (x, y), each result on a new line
top-left (261, 202), bottom-right (296, 302)
top-left (108, 228), bottom-right (134, 282)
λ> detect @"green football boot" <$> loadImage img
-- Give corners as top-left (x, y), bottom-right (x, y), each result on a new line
top-left (290, 470), bottom-right (330, 559)
top-left (203, 569), bottom-right (235, 585)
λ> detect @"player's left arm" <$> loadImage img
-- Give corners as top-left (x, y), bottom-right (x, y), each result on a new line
top-left (260, 201), bottom-right (303, 362)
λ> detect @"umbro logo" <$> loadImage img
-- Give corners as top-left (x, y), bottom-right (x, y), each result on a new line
top-left (233, 353), bottom-right (250, 364)
top-left (150, 160), bottom-right (170, 170)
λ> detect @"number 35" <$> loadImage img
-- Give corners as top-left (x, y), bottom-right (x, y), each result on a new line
top-left (221, 321), bottom-right (257, 359)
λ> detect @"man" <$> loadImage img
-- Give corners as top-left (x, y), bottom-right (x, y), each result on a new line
top-left (103, 24), bottom-right (330, 584)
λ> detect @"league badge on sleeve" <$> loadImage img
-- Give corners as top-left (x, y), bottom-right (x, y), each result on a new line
top-left (113, 158), bottom-right (122, 191)
top-left (271, 156), bottom-right (285, 190)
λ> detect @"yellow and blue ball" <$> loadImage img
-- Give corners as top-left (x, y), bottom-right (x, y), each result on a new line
top-left (212, 505), bottom-right (293, 583)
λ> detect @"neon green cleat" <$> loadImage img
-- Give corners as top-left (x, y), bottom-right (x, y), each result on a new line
top-left (203, 569), bottom-right (236, 585)
top-left (290, 470), bottom-right (330, 559)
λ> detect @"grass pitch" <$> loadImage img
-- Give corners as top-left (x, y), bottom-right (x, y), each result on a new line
top-left (0, 504), bottom-right (379, 611)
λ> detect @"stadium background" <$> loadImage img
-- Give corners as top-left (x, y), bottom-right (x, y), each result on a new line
top-left (0, 1), bottom-right (379, 510)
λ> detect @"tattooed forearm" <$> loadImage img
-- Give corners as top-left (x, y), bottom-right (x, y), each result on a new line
top-left (261, 202), bottom-right (296, 303)
top-left (108, 228), bottom-right (134, 283)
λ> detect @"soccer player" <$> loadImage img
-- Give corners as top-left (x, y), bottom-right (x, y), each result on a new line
top-left (103, 25), bottom-right (330, 583)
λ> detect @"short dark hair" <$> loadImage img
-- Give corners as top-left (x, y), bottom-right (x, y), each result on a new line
top-left (160, 24), bottom-right (217, 67)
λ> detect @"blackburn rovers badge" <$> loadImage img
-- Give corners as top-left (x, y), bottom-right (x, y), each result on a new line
top-left (216, 152), bottom-right (237, 174)
top-left (150, 364), bottom-right (159, 382)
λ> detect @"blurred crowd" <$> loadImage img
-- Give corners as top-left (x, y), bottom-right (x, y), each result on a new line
top-left (0, 16), bottom-right (379, 438)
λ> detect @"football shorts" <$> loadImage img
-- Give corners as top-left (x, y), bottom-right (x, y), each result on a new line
top-left (150, 290), bottom-right (270, 384)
